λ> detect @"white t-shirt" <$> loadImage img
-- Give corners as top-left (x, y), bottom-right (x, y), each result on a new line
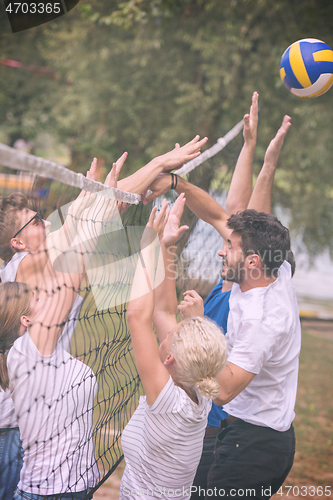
top-left (0, 253), bottom-right (31, 428)
top-left (7, 331), bottom-right (100, 495)
top-left (0, 252), bottom-right (83, 428)
top-left (224, 261), bottom-right (301, 432)
top-left (119, 376), bottom-right (211, 500)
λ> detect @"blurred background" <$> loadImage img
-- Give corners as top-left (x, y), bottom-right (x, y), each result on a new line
top-left (0, 2), bottom-right (332, 497)
top-left (1, 0), bottom-right (333, 316)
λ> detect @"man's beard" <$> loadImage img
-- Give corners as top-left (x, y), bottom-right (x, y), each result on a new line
top-left (221, 258), bottom-right (245, 284)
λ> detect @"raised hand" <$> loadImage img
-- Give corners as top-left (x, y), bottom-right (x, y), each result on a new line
top-left (149, 199), bottom-right (170, 238)
top-left (264, 115), bottom-right (291, 168)
top-left (105, 152), bottom-right (128, 188)
top-left (159, 135), bottom-right (208, 173)
top-left (178, 290), bottom-right (204, 319)
top-left (161, 193), bottom-right (188, 247)
top-left (243, 91), bottom-right (259, 147)
top-left (141, 199), bottom-right (170, 251)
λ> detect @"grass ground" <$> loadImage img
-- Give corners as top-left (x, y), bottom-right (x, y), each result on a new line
top-left (271, 323), bottom-right (333, 499)
top-left (94, 322), bottom-right (333, 500)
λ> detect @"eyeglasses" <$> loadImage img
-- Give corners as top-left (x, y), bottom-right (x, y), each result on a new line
top-left (13, 213), bottom-right (44, 239)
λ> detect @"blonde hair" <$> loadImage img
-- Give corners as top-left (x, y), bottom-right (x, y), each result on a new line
top-left (171, 316), bottom-right (227, 400)
top-left (0, 282), bottom-right (32, 390)
top-left (0, 193), bottom-right (29, 261)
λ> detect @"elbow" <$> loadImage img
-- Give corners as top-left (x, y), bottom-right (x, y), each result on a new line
top-left (225, 200), bottom-right (235, 216)
top-left (126, 307), bottom-right (151, 328)
top-left (126, 308), bottom-right (140, 325)
top-left (226, 201), bottom-right (246, 216)
top-left (213, 389), bottom-right (233, 407)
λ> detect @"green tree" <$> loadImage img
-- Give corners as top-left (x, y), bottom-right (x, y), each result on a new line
top-left (0, 0), bottom-right (332, 255)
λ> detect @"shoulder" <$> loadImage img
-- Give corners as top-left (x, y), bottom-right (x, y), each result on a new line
top-left (230, 284), bottom-right (266, 321)
top-left (147, 377), bottom-right (211, 421)
top-left (147, 376), bottom-right (177, 412)
top-left (264, 261), bottom-right (298, 323)
top-left (16, 251), bottom-right (45, 286)
top-left (0, 252), bottom-right (30, 282)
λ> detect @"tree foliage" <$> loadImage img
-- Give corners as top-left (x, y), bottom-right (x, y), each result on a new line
top-left (0, 0), bottom-right (333, 255)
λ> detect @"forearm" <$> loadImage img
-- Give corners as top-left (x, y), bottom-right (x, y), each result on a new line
top-left (46, 193), bottom-right (95, 252)
top-left (152, 243), bottom-right (178, 341)
top-left (226, 143), bottom-right (255, 215)
top-left (47, 193), bottom-right (119, 273)
top-left (127, 235), bottom-right (160, 322)
top-left (174, 177), bottom-right (230, 239)
top-left (248, 114), bottom-right (291, 214)
top-left (247, 161), bottom-right (276, 214)
top-left (214, 361), bottom-right (255, 406)
top-left (75, 194), bottom-right (119, 249)
top-left (118, 157), bottom-right (164, 195)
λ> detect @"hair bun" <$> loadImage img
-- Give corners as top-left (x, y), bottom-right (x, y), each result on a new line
top-left (195, 377), bottom-right (220, 400)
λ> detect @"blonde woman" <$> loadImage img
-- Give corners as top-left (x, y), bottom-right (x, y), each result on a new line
top-left (120, 195), bottom-right (227, 499)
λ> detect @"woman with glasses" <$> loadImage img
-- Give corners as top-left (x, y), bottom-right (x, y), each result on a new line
top-left (0, 158), bottom-right (124, 499)
top-left (0, 137), bottom-right (208, 498)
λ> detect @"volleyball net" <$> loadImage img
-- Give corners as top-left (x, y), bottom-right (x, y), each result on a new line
top-left (0, 121), bottom-right (243, 498)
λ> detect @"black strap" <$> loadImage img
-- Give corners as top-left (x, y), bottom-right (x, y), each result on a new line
top-left (170, 173), bottom-right (178, 190)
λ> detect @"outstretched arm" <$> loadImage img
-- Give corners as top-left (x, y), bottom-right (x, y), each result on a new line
top-left (118, 135), bottom-right (207, 196)
top-left (46, 159), bottom-right (121, 276)
top-left (143, 174), bottom-right (231, 240)
top-left (14, 158), bottom-right (103, 287)
top-left (152, 194), bottom-right (188, 343)
top-left (248, 115), bottom-right (291, 213)
top-left (126, 202), bottom-right (171, 406)
top-left (225, 92), bottom-right (259, 215)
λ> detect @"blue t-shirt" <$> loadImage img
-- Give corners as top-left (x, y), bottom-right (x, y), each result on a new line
top-left (204, 279), bottom-right (231, 427)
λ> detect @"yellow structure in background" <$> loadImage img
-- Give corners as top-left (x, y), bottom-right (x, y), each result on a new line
top-left (0, 172), bottom-right (35, 192)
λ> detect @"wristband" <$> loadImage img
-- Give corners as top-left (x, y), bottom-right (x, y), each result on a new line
top-left (170, 173), bottom-right (178, 190)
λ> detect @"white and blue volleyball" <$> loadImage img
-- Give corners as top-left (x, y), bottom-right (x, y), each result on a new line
top-left (280, 39), bottom-right (333, 97)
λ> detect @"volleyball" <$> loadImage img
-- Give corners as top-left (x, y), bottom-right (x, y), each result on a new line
top-left (279, 38), bottom-right (333, 97)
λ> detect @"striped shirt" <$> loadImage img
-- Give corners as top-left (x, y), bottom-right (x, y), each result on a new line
top-left (120, 376), bottom-right (211, 499)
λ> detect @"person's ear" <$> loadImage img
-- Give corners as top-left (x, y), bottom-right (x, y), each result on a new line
top-left (11, 237), bottom-right (26, 252)
top-left (20, 315), bottom-right (31, 328)
top-left (247, 254), bottom-right (261, 269)
top-left (163, 353), bottom-right (174, 366)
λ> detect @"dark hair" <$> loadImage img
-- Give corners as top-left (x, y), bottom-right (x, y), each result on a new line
top-left (227, 209), bottom-right (294, 277)
top-left (0, 193), bottom-right (29, 262)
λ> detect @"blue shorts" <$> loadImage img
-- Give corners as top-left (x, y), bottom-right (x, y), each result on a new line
top-left (0, 427), bottom-right (24, 500)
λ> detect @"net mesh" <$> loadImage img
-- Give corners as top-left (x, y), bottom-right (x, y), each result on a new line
top-left (0, 128), bottom-right (243, 498)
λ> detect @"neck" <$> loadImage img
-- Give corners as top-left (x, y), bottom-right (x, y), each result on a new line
top-left (175, 381), bottom-right (198, 404)
top-left (239, 274), bottom-right (276, 293)
top-left (222, 280), bottom-right (233, 293)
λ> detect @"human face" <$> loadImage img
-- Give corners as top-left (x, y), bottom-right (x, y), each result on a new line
top-left (218, 232), bottom-right (245, 284)
top-left (13, 209), bottom-right (50, 251)
top-left (13, 212), bottom-right (44, 238)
